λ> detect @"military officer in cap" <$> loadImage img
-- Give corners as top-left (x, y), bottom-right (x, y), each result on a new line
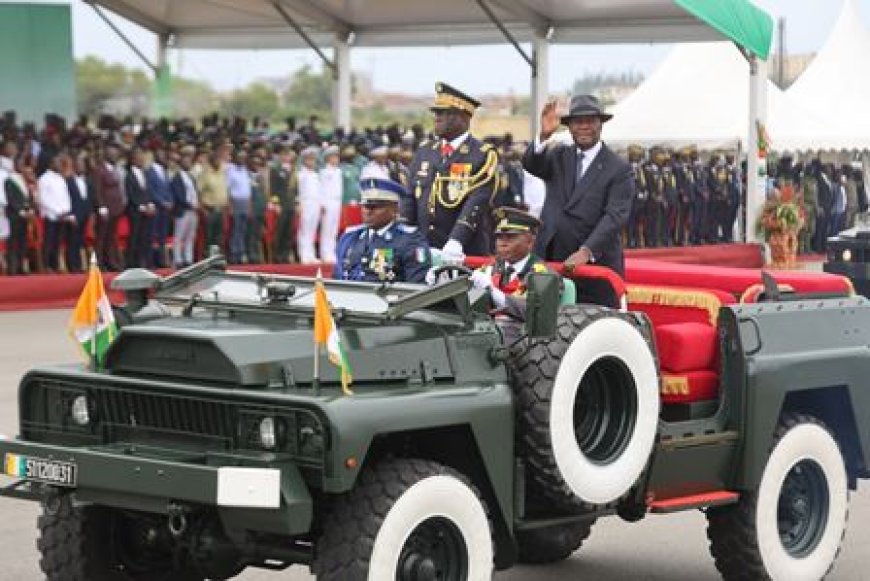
top-left (403, 82), bottom-right (499, 263)
top-left (334, 177), bottom-right (431, 284)
top-left (467, 207), bottom-right (553, 343)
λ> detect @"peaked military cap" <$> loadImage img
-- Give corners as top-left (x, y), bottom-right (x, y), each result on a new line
top-left (360, 177), bottom-right (405, 204)
top-left (430, 82), bottom-right (481, 115)
top-left (493, 207), bottom-right (541, 234)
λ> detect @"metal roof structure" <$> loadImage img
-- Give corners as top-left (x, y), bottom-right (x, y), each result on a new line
top-left (85, 0), bottom-right (739, 50)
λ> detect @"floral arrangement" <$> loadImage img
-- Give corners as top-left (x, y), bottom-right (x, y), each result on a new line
top-left (755, 183), bottom-right (805, 241)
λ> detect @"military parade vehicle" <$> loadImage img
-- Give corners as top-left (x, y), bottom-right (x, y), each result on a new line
top-left (824, 212), bottom-right (870, 298)
top-left (0, 253), bottom-right (868, 581)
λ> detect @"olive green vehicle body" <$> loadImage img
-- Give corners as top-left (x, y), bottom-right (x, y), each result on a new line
top-left (2, 258), bottom-right (870, 571)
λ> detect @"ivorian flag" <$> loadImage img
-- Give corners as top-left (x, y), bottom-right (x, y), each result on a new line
top-left (68, 255), bottom-right (117, 369)
top-left (313, 270), bottom-right (353, 395)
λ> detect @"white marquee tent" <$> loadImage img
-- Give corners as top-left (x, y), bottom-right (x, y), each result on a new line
top-left (601, 41), bottom-right (845, 152)
top-left (787, 0), bottom-right (870, 151)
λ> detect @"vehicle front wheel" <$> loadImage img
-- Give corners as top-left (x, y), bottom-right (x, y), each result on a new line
top-left (313, 458), bottom-right (493, 581)
top-left (37, 495), bottom-right (204, 581)
top-left (706, 413), bottom-right (849, 581)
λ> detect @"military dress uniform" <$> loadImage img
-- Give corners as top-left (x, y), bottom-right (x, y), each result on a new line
top-left (334, 178), bottom-right (431, 284)
top-left (626, 145), bottom-right (648, 248)
top-left (403, 83), bottom-right (499, 257)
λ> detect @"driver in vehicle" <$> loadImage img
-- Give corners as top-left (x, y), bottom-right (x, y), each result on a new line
top-left (469, 206), bottom-right (553, 323)
top-left (334, 177), bottom-right (432, 283)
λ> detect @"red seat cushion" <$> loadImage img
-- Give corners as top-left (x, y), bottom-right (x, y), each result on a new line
top-left (655, 322), bottom-right (718, 373)
top-left (661, 370), bottom-right (719, 404)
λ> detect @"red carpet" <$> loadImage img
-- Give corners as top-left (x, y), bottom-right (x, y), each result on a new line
top-left (0, 264), bottom-right (327, 312)
top-left (626, 243), bottom-right (765, 268)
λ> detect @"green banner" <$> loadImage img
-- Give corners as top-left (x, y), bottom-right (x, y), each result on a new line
top-left (674, 0), bottom-right (774, 60)
top-left (152, 64), bottom-right (173, 117)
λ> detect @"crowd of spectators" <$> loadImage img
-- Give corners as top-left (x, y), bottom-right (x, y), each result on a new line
top-left (0, 111), bottom-right (858, 276)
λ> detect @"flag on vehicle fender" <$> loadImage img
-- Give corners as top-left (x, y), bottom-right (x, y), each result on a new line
top-left (313, 270), bottom-right (353, 395)
top-left (68, 254), bottom-right (117, 369)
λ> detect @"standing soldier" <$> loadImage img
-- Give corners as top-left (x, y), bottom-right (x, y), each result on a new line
top-left (798, 162), bottom-right (818, 254)
top-left (723, 152), bottom-right (741, 242)
top-left (270, 145), bottom-right (297, 263)
top-left (673, 146), bottom-right (695, 246)
top-left (626, 144), bottom-right (648, 248)
top-left (246, 153), bottom-right (267, 264)
top-left (403, 82), bottom-right (499, 262)
top-left (660, 150), bottom-right (678, 246)
top-left (709, 154), bottom-right (730, 242)
top-left (644, 147), bottom-right (665, 247)
top-left (691, 151), bottom-right (711, 244)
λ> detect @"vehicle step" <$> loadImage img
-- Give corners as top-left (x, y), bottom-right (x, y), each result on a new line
top-left (647, 490), bottom-right (739, 514)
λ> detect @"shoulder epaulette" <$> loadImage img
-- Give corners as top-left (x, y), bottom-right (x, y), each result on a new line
top-left (531, 263), bottom-right (549, 273)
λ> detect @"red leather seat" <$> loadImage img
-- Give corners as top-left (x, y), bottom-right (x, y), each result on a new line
top-left (655, 322), bottom-right (718, 373)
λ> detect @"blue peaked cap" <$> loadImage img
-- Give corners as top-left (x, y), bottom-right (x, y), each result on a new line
top-left (359, 177), bottom-right (407, 203)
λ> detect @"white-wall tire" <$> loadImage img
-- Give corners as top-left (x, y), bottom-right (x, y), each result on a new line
top-left (313, 459), bottom-right (493, 581)
top-left (550, 316), bottom-right (660, 504)
top-left (707, 414), bottom-right (849, 581)
top-left (511, 305), bottom-right (659, 508)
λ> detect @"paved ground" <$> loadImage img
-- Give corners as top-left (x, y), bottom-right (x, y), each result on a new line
top-left (2, 309), bottom-right (869, 580)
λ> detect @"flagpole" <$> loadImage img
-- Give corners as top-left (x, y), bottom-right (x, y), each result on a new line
top-left (89, 252), bottom-right (98, 370)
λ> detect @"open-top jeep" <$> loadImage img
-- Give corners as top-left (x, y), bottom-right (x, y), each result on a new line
top-left (0, 254), bottom-right (867, 581)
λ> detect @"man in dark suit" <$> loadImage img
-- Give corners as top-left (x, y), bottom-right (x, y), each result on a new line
top-left (523, 94), bottom-right (634, 307)
top-left (403, 82), bottom-right (499, 263)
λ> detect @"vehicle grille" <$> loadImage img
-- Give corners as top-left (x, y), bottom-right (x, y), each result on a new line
top-left (21, 378), bottom-right (325, 460)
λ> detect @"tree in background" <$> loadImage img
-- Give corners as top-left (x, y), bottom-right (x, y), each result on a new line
top-left (223, 83), bottom-right (280, 120)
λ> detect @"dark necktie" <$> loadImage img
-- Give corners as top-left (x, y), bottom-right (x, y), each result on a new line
top-left (500, 264), bottom-right (514, 289)
top-left (575, 150), bottom-right (585, 186)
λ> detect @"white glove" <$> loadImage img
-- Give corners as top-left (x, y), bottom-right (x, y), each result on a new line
top-left (425, 267), bottom-right (438, 286)
top-left (470, 271), bottom-right (507, 308)
top-left (470, 270), bottom-right (493, 290)
top-left (98, 206), bottom-right (109, 218)
top-left (441, 239), bottom-right (465, 265)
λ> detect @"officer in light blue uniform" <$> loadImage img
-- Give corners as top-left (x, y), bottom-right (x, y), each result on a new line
top-left (334, 178), bottom-right (432, 283)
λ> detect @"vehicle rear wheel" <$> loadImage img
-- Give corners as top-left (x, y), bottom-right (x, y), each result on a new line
top-left (706, 414), bottom-right (849, 581)
top-left (511, 305), bottom-right (659, 508)
top-left (313, 458), bottom-right (493, 581)
top-left (37, 495), bottom-right (203, 581)
top-left (516, 519), bottom-right (595, 564)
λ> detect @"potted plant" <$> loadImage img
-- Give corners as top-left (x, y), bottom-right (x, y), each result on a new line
top-left (755, 183), bottom-right (805, 268)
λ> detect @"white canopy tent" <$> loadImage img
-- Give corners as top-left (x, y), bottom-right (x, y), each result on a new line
top-left (787, 0), bottom-right (870, 151)
top-left (601, 41), bottom-right (837, 152)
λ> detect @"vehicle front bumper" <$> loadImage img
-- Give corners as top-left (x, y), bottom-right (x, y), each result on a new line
top-left (0, 437), bottom-right (313, 535)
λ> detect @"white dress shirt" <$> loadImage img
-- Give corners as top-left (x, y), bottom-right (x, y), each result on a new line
top-left (37, 170), bottom-right (71, 220)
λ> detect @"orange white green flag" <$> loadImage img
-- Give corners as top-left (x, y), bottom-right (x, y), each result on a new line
top-left (68, 255), bottom-right (117, 368)
top-left (313, 270), bottom-right (353, 395)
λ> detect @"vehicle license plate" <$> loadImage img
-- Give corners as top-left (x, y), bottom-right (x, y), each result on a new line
top-left (4, 453), bottom-right (77, 487)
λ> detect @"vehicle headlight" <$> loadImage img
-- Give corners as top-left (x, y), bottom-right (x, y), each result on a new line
top-left (71, 395), bottom-right (90, 426)
top-left (259, 417), bottom-right (277, 449)
top-left (843, 249), bottom-right (852, 262)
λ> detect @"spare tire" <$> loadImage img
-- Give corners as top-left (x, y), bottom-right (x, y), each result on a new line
top-left (511, 305), bottom-right (660, 508)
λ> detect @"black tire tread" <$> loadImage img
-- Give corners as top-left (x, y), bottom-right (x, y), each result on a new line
top-left (312, 458), bottom-right (490, 581)
top-left (705, 413), bottom-right (848, 581)
top-left (516, 519), bottom-right (595, 564)
top-left (510, 304), bottom-right (613, 509)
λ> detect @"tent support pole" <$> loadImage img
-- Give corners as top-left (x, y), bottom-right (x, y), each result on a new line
top-left (89, 2), bottom-right (158, 74)
top-left (745, 49), bottom-right (768, 244)
top-left (273, 1), bottom-right (335, 73)
top-left (333, 34), bottom-right (352, 131)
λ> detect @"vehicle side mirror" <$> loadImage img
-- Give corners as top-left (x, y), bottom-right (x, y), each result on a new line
top-left (524, 272), bottom-right (560, 338)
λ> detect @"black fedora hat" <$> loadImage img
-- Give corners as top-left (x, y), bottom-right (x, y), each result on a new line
top-left (560, 94), bottom-right (613, 124)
